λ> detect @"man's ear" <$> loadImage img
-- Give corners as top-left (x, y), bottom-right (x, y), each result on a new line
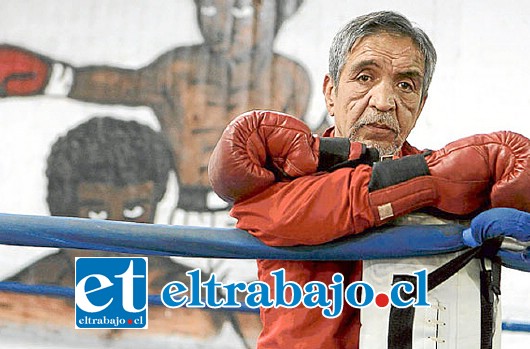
top-left (322, 74), bottom-right (336, 116)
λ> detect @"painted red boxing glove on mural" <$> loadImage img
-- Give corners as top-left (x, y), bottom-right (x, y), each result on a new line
top-left (0, 45), bottom-right (73, 97)
top-left (208, 110), bottom-right (379, 203)
top-left (0, 45), bottom-right (50, 96)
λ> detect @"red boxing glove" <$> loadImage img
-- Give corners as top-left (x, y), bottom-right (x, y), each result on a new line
top-left (210, 109), bottom-right (529, 225)
top-left (427, 131), bottom-right (530, 213)
top-left (369, 131), bottom-right (530, 217)
top-left (0, 45), bottom-right (50, 97)
top-left (208, 110), bottom-right (378, 203)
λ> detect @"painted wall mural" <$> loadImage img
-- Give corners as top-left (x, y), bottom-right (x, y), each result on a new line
top-left (0, 0), bottom-right (311, 214)
top-left (0, 117), bottom-right (261, 347)
top-left (0, 1), bottom-right (313, 346)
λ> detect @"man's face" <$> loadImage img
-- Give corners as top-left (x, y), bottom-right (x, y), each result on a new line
top-left (323, 33), bottom-right (427, 155)
top-left (77, 181), bottom-right (156, 223)
top-left (196, 0), bottom-right (277, 56)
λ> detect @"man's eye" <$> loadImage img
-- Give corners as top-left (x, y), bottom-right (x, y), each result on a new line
top-left (88, 210), bottom-right (108, 220)
top-left (398, 81), bottom-right (413, 91)
top-left (232, 5), bottom-right (254, 19)
top-left (357, 74), bottom-right (371, 82)
top-left (200, 5), bottom-right (217, 17)
top-left (124, 206), bottom-right (145, 219)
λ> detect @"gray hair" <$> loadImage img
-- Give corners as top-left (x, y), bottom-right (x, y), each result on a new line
top-left (329, 11), bottom-right (437, 98)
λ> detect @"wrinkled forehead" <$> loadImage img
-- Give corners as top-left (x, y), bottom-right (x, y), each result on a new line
top-left (347, 32), bottom-right (426, 74)
top-left (355, 33), bottom-right (423, 58)
top-left (356, 30), bottom-right (424, 56)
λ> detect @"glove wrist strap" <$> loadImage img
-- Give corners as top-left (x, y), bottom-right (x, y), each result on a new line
top-left (317, 138), bottom-right (351, 171)
top-left (318, 138), bottom-right (380, 172)
top-left (368, 154), bottom-right (430, 192)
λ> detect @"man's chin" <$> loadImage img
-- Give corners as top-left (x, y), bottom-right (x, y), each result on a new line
top-left (360, 140), bottom-right (400, 157)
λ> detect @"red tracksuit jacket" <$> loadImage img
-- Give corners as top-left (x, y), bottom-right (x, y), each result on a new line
top-left (230, 127), bottom-right (422, 349)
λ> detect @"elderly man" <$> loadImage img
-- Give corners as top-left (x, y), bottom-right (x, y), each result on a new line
top-left (209, 11), bottom-right (530, 349)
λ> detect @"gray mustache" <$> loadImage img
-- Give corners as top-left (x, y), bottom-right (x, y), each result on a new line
top-left (352, 112), bottom-right (400, 134)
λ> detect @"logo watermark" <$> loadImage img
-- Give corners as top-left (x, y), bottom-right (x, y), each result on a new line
top-left (161, 268), bottom-right (430, 318)
top-left (75, 257), bottom-right (148, 329)
top-left (74, 257), bottom-right (428, 327)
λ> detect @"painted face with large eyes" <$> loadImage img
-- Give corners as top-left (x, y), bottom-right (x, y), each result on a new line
top-left (195, 0), bottom-right (277, 57)
top-left (77, 181), bottom-right (156, 223)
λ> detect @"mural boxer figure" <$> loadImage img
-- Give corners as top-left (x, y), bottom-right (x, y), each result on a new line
top-left (5, 117), bottom-right (261, 346)
top-left (0, 0), bottom-right (310, 215)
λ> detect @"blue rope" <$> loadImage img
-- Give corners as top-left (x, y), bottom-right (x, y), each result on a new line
top-left (0, 213), bottom-right (466, 261)
top-left (502, 321), bottom-right (530, 333)
top-left (0, 213), bottom-right (528, 332)
top-left (0, 281), bottom-right (74, 298)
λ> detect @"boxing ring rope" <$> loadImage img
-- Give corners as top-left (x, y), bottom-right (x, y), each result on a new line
top-left (0, 213), bottom-right (528, 332)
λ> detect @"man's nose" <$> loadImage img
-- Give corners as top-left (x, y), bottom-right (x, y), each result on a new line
top-left (368, 80), bottom-right (396, 112)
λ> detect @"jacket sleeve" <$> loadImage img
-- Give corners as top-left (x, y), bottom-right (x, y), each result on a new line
top-left (230, 166), bottom-right (377, 247)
